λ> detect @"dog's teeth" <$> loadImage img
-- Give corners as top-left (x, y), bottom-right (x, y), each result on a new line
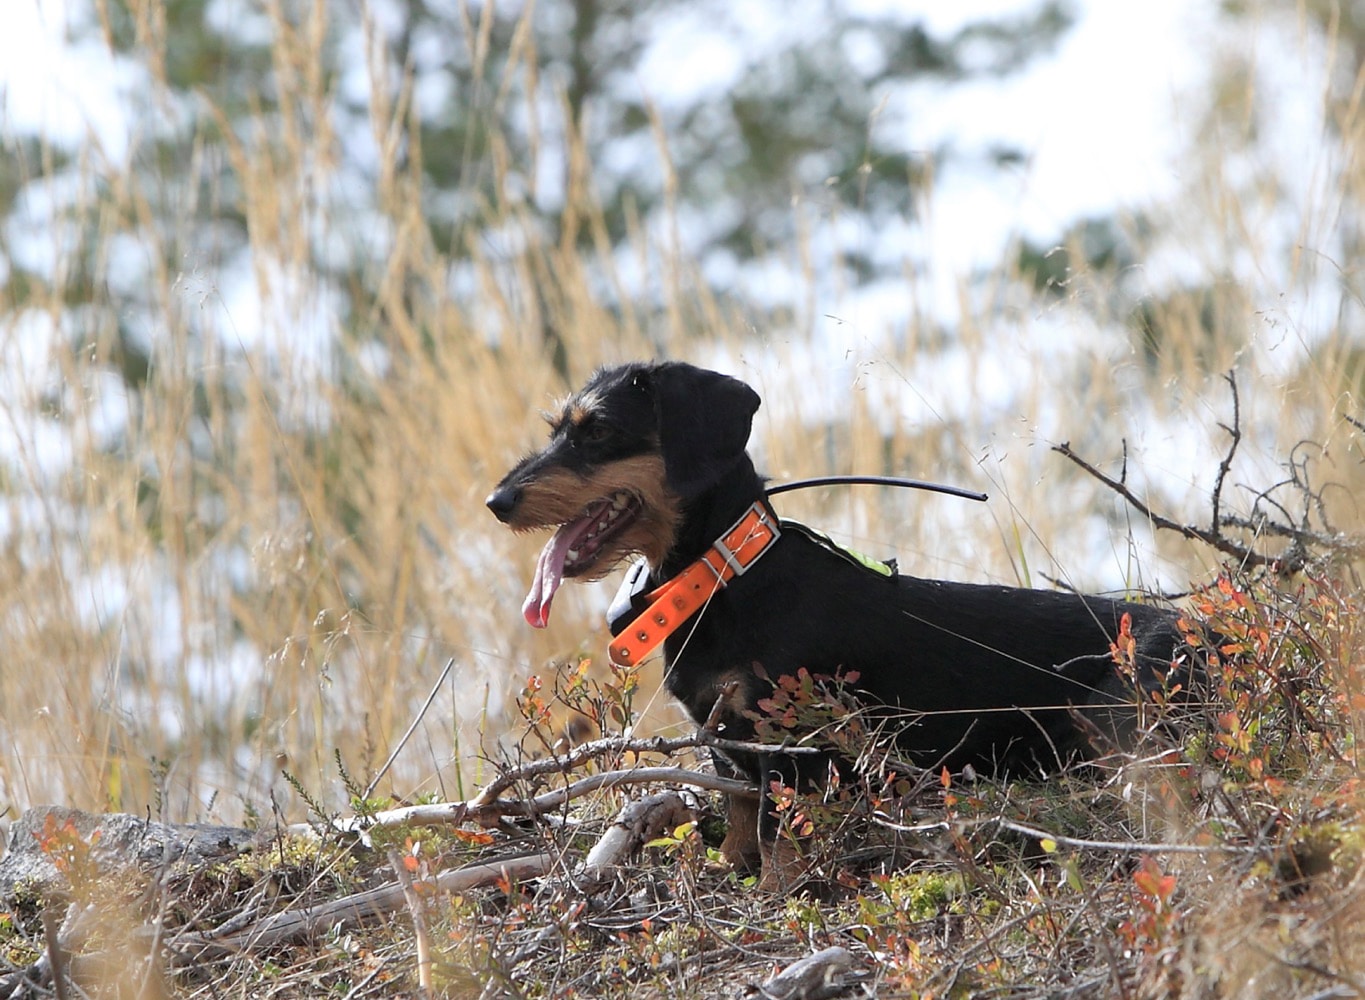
top-left (612, 495), bottom-right (629, 510)
top-left (607, 508), bottom-right (620, 522)
top-left (567, 548), bottom-right (580, 561)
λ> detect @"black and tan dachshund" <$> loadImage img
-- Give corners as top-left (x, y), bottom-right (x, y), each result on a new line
top-left (486, 361), bottom-right (1197, 887)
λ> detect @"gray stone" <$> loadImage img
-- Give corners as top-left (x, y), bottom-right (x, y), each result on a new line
top-left (0, 805), bottom-right (260, 901)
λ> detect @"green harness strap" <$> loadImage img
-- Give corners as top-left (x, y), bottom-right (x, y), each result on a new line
top-left (779, 519), bottom-right (897, 579)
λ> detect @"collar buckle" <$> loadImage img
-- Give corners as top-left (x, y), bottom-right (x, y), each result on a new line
top-left (711, 502), bottom-right (781, 578)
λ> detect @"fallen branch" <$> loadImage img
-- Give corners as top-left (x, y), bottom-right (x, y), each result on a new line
top-left (173, 852), bottom-right (556, 958)
top-left (580, 791), bottom-right (694, 886)
top-left (386, 848), bottom-right (434, 995)
top-left (290, 724), bottom-right (835, 839)
top-left (871, 812), bottom-right (1255, 856)
top-left (993, 818), bottom-right (1253, 856)
top-left (41, 908), bottom-right (70, 1000)
top-left (2, 904), bottom-right (98, 999)
top-left (295, 765), bottom-right (753, 840)
top-left (469, 727), bottom-right (818, 810)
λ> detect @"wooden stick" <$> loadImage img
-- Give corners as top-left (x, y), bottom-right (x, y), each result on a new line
top-left (176, 853), bottom-right (555, 956)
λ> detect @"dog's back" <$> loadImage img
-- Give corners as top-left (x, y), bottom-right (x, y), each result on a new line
top-left (662, 519), bottom-right (1189, 775)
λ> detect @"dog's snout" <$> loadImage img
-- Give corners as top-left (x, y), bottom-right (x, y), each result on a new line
top-left (485, 484), bottom-right (521, 523)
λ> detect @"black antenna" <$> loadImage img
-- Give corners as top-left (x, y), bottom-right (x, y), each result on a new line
top-left (767, 475), bottom-right (987, 503)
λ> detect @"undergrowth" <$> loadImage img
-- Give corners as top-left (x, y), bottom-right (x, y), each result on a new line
top-left (1, 565), bottom-right (1361, 998)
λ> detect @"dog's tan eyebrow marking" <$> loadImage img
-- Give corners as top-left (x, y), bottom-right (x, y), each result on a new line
top-left (541, 388), bottom-right (607, 433)
top-left (543, 386), bottom-right (602, 431)
top-left (568, 387), bottom-right (605, 423)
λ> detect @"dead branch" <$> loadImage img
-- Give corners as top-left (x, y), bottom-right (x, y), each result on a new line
top-left (173, 852), bottom-right (555, 958)
top-left (1209, 370), bottom-right (1241, 541)
top-left (580, 791), bottom-right (694, 886)
top-left (870, 812), bottom-right (1255, 855)
top-left (467, 727), bottom-right (783, 809)
top-left (386, 847), bottom-right (434, 995)
top-left (2, 904), bottom-right (98, 1000)
top-left (291, 726), bottom-right (841, 839)
top-left (992, 818), bottom-right (1254, 856)
top-left (295, 765), bottom-right (752, 840)
top-left (1052, 370), bottom-right (1365, 572)
top-left (1052, 440), bottom-right (1277, 569)
top-left (469, 691), bottom-right (816, 810)
top-left (520, 766), bottom-right (749, 818)
top-left (41, 908), bottom-right (70, 1000)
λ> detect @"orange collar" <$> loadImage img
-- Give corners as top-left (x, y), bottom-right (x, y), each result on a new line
top-left (608, 501), bottom-right (781, 667)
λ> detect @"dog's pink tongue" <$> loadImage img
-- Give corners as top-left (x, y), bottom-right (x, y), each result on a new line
top-left (522, 518), bottom-right (591, 628)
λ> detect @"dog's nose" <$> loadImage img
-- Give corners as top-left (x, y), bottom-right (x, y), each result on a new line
top-left (485, 485), bottom-right (521, 523)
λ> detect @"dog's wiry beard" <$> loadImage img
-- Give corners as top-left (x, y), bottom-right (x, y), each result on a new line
top-left (510, 455), bottom-right (681, 627)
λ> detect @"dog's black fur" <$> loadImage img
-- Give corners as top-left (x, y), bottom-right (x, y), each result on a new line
top-left (488, 362), bottom-right (1196, 884)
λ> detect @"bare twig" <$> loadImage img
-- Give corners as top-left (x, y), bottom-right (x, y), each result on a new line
top-left (303, 765), bottom-right (753, 837)
top-left (469, 730), bottom-right (703, 808)
top-left (363, 658), bottom-right (456, 802)
top-left (1052, 440), bottom-right (1276, 570)
top-left (520, 766), bottom-right (750, 818)
top-left (1054, 371), bottom-right (1365, 571)
top-left (386, 848), bottom-right (433, 996)
top-left (41, 908), bottom-right (69, 1000)
top-left (1209, 370), bottom-right (1242, 540)
top-left (288, 725), bottom-right (850, 839)
top-left (472, 693), bottom-right (812, 808)
top-left (871, 813), bottom-right (1254, 856)
top-left (992, 818), bottom-right (1253, 855)
top-left (703, 681), bottom-right (738, 729)
top-left (2, 904), bottom-right (97, 1000)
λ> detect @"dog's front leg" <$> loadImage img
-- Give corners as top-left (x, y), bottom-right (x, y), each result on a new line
top-left (707, 749), bottom-right (763, 870)
top-left (754, 752), bottom-right (813, 894)
top-left (718, 790), bottom-right (762, 870)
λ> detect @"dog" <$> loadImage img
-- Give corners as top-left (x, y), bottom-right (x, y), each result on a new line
top-left (486, 361), bottom-right (1196, 888)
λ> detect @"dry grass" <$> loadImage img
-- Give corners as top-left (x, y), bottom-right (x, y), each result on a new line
top-left (1, 0), bottom-right (1365, 995)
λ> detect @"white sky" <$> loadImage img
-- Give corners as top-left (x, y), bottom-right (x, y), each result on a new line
top-left (0, 0), bottom-right (142, 160)
top-left (1, 0), bottom-right (1212, 261)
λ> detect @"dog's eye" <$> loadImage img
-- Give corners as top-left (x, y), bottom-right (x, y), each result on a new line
top-left (580, 421), bottom-right (612, 444)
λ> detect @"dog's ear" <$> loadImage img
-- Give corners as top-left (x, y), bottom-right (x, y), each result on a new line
top-left (648, 363), bottom-right (760, 497)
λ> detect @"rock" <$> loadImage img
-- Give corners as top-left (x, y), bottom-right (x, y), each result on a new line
top-left (0, 805), bottom-right (260, 901)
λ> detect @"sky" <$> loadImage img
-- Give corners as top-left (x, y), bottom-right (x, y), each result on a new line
top-left (0, 0), bottom-right (1213, 274)
top-left (0, 0), bottom-right (142, 160)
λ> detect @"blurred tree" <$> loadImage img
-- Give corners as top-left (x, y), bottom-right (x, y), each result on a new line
top-left (399, 0), bottom-right (1077, 295)
top-left (3, 0), bottom-right (1079, 356)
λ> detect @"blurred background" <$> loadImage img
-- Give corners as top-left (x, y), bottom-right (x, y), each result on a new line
top-left (0, 0), bottom-right (1361, 828)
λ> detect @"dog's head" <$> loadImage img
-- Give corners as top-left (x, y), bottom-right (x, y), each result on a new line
top-left (486, 361), bottom-right (760, 627)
